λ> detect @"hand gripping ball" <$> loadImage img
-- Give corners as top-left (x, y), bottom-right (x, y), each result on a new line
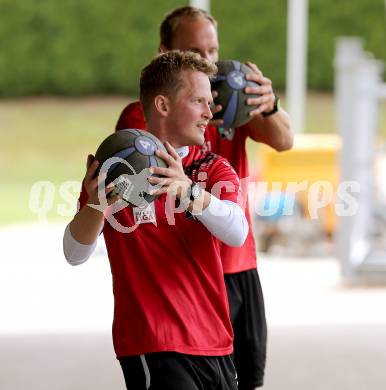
top-left (211, 60), bottom-right (260, 129)
top-left (94, 128), bottom-right (167, 207)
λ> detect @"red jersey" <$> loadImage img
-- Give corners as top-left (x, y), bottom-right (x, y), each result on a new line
top-left (203, 125), bottom-right (257, 273)
top-left (116, 101), bottom-right (257, 274)
top-left (80, 147), bottom-right (239, 357)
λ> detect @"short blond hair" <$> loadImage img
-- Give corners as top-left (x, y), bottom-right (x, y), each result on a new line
top-left (160, 6), bottom-right (217, 49)
top-left (140, 50), bottom-right (217, 119)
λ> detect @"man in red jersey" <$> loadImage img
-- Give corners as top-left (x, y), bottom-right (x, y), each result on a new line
top-left (115, 6), bottom-right (294, 390)
top-left (63, 51), bottom-right (249, 389)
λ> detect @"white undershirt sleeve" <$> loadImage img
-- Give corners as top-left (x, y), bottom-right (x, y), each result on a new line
top-left (63, 224), bottom-right (98, 266)
top-left (196, 195), bottom-right (249, 247)
top-left (63, 196), bottom-right (248, 263)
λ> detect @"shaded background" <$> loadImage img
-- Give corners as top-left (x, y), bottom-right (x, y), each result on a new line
top-left (0, 0), bottom-right (384, 96)
top-left (1, 0), bottom-right (385, 225)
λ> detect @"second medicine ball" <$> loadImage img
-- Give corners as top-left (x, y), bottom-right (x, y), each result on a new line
top-left (95, 128), bottom-right (167, 207)
top-left (211, 60), bottom-right (260, 129)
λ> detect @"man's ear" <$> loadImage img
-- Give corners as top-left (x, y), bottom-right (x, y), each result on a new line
top-left (154, 95), bottom-right (170, 117)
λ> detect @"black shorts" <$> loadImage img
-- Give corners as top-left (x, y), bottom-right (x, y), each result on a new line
top-left (225, 268), bottom-right (267, 389)
top-left (119, 352), bottom-right (237, 390)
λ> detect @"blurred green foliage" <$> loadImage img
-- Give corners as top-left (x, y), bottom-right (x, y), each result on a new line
top-left (214, 0), bottom-right (385, 91)
top-left (0, 0), bottom-right (184, 96)
top-left (0, 0), bottom-right (384, 96)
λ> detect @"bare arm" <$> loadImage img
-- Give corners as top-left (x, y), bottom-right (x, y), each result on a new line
top-left (63, 155), bottom-right (119, 263)
top-left (68, 155), bottom-right (110, 244)
top-left (244, 62), bottom-right (293, 151)
top-left (247, 107), bottom-right (293, 151)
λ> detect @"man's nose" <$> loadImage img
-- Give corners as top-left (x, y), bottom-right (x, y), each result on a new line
top-left (204, 104), bottom-right (213, 120)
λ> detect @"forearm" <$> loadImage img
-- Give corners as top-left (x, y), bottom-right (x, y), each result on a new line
top-left (249, 109), bottom-right (293, 151)
top-left (63, 205), bottom-right (104, 265)
top-left (69, 204), bottom-right (105, 245)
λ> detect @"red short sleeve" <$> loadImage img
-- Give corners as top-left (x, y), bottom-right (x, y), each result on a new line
top-left (115, 101), bottom-right (146, 131)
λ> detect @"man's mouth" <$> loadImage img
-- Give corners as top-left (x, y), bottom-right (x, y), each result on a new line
top-left (197, 123), bottom-right (208, 132)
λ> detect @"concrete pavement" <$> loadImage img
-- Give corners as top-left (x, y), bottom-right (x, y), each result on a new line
top-left (1, 223), bottom-right (385, 389)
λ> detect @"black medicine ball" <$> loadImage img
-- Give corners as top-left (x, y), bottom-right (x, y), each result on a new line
top-left (95, 128), bottom-right (167, 207)
top-left (211, 60), bottom-right (260, 129)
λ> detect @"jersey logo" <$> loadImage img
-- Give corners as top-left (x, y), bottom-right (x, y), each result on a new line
top-left (184, 152), bottom-right (219, 178)
top-left (133, 203), bottom-right (156, 225)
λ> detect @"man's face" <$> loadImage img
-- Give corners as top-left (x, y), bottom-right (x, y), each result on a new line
top-left (168, 17), bottom-right (219, 63)
top-left (165, 69), bottom-right (213, 147)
